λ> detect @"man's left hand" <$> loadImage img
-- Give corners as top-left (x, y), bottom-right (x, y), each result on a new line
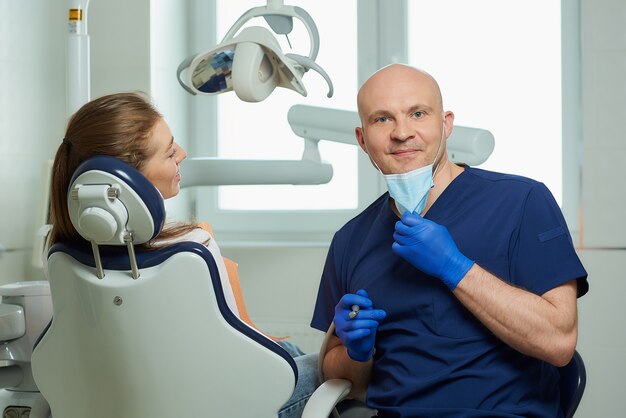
top-left (392, 212), bottom-right (475, 290)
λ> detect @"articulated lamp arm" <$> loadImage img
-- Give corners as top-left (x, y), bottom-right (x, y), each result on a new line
top-left (287, 105), bottom-right (496, 166)
top-left (180, 105), bottom-right (495, 188)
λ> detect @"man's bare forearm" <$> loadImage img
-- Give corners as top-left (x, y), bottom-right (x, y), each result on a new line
top-left (454, 264), bottom-right (579, 366)
top-left (323, 335), bottom-right (372, 399)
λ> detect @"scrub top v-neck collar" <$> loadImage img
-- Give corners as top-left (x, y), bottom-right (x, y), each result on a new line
top-left (383, 164), bottom-right (469, 223)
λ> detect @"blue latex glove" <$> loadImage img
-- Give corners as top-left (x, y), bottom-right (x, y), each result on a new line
top-left (334, 289), bottom-right (387, 362)
top-left (392, 211), bottom-right (475, 291)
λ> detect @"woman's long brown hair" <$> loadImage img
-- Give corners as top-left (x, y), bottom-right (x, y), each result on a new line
top-left (49, 92), bottom-right (198, 249)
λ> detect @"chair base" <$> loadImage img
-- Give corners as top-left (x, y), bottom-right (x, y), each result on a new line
top-left (336, 399), bottom-right (377, 418)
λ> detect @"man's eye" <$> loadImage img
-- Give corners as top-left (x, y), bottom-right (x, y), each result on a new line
top-left (412, 111), bottom-right (424, 118)
top-left (374, 116), bottom-right (389, 123)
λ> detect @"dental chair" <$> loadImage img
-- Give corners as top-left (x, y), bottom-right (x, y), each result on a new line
top-left (29, 156), bottom-right (342, 418)
top-left (559, 350), bottom-right (586, 418)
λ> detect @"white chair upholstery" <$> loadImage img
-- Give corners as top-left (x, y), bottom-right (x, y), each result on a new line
top-left (31, 156), bottom-right (298, 418)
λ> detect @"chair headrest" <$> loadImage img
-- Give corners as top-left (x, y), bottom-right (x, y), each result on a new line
top-left (67, 156), bottom-right (166, 245)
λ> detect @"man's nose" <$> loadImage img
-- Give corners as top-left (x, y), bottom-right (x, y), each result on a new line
top-left (391, 118), bottom-right (414, 141)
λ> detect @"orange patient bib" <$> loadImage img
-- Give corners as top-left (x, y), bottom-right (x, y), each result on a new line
top-left (199, 222), bottom-right (286, 341)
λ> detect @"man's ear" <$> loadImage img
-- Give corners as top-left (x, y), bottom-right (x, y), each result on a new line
top-left (443, 110), bottom-right (455, 140)
top-left (355, 126), bottom-right (369, 154)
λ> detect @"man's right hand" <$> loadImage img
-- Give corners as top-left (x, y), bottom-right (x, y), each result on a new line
top-left (333, 289), bottom-right (387, 362)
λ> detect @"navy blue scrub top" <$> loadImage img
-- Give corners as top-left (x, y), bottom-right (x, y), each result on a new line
top-left (311, 167), bottom-right (588, 418)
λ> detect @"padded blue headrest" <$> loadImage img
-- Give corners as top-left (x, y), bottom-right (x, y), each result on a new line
top-left (68, 156), bottom-right (166, 244)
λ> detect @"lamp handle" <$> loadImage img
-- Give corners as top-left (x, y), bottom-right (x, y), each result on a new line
top-left (221, 4), bottom-right (320, 61)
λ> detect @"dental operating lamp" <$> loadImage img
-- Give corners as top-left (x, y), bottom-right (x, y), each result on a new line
top-left (177, 0), bottom-right (333, 102)
top-left (178, 0), bottom-right (337, 187)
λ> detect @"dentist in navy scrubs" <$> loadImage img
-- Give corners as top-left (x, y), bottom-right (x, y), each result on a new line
top-left (311, 64), bottom-right (588, 418)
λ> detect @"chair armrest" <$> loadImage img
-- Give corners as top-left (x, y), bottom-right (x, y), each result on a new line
top-left (302, 378), bottom-right (352, 418)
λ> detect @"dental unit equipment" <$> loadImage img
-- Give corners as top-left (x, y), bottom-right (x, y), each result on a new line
top-left (0, 283), bottom-right (51, 418)
top-left (177, 0), bottom-right (333, 102)
top-left (66, 0), bottom-right (91, 116)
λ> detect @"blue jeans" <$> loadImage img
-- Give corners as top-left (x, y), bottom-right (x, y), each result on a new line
top-left (277, 341), bottom-right (319, 418)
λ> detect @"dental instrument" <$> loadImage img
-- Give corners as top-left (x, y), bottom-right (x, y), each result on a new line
top-left (348, 305), bottom-right (360, 319)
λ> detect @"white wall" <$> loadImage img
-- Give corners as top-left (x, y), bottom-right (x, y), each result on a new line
top-left (576, 249), bottom-right (626, 415)
top-left (580, 0), bottom-right (626, 247)
top-left (0, 0), bottom-right (66, 284)
top-left (574, 0), bottom-right (626, 415)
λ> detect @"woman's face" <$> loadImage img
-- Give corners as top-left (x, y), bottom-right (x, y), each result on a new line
top-left (142, 118), bottom-right (187, 199)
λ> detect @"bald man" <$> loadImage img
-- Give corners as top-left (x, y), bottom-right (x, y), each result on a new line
top-left (311, 64), bottom-right (588, 418)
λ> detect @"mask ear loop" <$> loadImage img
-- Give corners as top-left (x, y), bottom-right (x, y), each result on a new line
top-left (414, 119), bottom-right (445, 215)
top-left (430, 114), bottom-right (447, 181)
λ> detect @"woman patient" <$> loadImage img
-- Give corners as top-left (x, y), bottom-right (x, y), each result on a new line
top-left (48, 92), bottom-right (317, 418)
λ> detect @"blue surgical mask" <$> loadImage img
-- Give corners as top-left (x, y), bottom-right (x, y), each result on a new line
top-left (383, 164), bottom-right (434, 215)
top-left (378, 117), bottom-right (446, 215)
